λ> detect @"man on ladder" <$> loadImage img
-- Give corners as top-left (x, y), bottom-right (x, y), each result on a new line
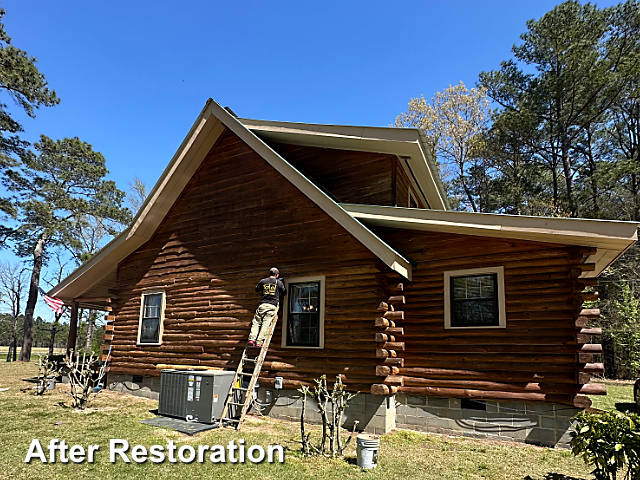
top-left (248, 267), bottom-right (286, 347)
top-left (218, 267), bottom-right (286, 429)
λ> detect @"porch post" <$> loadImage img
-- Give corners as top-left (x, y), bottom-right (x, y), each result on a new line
top-left (66, 301), bottom-right (79, 358)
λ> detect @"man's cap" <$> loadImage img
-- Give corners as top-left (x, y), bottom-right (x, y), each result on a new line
top-left (270, 267), bottom-right (280, 276)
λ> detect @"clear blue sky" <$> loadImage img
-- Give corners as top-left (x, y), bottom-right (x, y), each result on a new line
top-left (0, 0), bottom-right (619, 321)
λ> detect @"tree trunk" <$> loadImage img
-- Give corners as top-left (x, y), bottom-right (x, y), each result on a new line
top-left (561, 144), bottom-right (577, 217)
top-left (7, 316), bottom-right (18, 362)
top-left (10, 294), bottom-right (20, 362)
top-left (633, 172), bottom-right (639, 222)
top-left (85, 309), bottom-right (95, 351)
top-left (551, 163), bottom-right (559, 210)
top-left (49, 318), bottom-right (59, 356)
top-left (19, 236), bottom-right (46, 362)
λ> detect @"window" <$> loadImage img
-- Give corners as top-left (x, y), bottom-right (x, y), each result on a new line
top-left (282, 276), bottom-right (325, 349)
top-left (444, 267), bottom-right (506, 329)
top-left (409, 191), bottom-right (418, 209)
top-left (137, 291), bottom-right (165, 345)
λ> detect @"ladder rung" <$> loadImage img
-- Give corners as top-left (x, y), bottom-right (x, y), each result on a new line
top-left (243, 357), bottom-right (257, 362)
top-left (238, 372), bottom-right (254, 376)
top-left (228, 402), bottom-right (245, 406)
top-left (225, 418), bottom-right (240, 423)
top-left (233, 387), bottom-right (249, 392)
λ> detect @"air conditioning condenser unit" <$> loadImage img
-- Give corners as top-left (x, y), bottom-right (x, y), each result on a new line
top-left (158, 369), bottom-right (236, 424)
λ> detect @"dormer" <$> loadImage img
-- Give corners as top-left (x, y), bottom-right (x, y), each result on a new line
top-left (239, 118), bottom-right (449, 210)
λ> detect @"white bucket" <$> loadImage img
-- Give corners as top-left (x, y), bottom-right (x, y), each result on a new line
top-left (356, 434), bottom-right (379, 469)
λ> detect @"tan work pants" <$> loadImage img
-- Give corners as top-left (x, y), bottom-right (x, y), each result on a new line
top-left (249, 303), bottom-right (278, 343)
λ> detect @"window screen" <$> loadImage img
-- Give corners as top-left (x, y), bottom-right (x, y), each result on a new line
top-left (139, 293), bottom-right (163, 343)
top-left (286, 281), bottom-right (320, 347)
top-left (450, 274), bottom-right (499, 327)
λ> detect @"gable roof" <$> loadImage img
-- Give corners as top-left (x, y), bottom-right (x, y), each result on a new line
top-left (239, 117), bottom-right (449, 211)
top-left (51, 99), bottom-right (417, 308)
top-left (342, 204), bottom-right (639, 278)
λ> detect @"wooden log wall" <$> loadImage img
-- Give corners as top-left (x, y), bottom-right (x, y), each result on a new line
top-left (105, 129), bottom-right (387, 391)
top-left (102, 129), bottom-right (605, 408)
top-left (266, 141), bottom-right (397, 206)
top-left (369, 227), bottom-right (603, 408)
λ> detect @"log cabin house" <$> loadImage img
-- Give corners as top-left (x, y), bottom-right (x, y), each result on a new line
top-left (51, 99), bottom-right (639, 447)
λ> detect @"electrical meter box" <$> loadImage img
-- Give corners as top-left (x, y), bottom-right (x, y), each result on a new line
top-left (158, 370), bottom-right (236, 424)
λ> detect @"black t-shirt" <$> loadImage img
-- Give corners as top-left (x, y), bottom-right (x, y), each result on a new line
top-left (255, 277), bottom-right (286, 307)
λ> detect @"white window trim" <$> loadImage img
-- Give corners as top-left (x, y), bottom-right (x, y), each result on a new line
top-left (137, 290), bottom-right (166, 346)
top-left (444, 266), bottom-right (506, 329)
top-left (281, 276), bottom-right (325, 349)
top-left (408, 190), bottom-right (418, 209)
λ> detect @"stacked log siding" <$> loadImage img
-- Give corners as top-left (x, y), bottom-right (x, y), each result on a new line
top-left (266, 141), bottom-right (395, 206)
top-left (108, 129), bottom-right (386, 391)
top-left (106, 129), bottom-right (601, 406)
top-left (371, 227), bottom-right (600, 407)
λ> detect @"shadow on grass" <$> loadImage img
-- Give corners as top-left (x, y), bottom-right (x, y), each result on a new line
top-left (524, 474), bottom-right (588, 480)
top-left (615, 402), bottom-right (640, 413)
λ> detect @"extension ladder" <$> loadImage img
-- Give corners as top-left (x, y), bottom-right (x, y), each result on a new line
top-left (218, 313), bottom-right (278, 430)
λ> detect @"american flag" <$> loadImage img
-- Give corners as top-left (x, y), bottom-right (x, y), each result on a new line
top-left (39, 287), bottom-right (64, 314)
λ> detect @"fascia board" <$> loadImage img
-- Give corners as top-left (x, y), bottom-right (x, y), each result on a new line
top-left (48, 228), bottom-right (145, 300)
top-left (342, 204), bottom-right (638, 277)
top-left (240, 118), bottom-right (449, 211)
top-left (52, 102), bottom-right (417, 302)
top-left (50, 101), bottom-right (225, 301)
top-left (239, 118), bottom-right (421, 143)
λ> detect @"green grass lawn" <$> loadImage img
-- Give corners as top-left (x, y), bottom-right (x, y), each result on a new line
top-left (0, 361), bottom-right (613, 480)
top-left (0, 346), bottom-right (65, 357)
top-left (589, 379), bottom-right (637, 413)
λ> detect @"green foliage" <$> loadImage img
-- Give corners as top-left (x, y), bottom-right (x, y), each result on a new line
top-left (4, 135), bottom-right (131, 253)
top-left (0, 8), bottom-right (58, 172)
top-left (0, 313), bottom-right (68, 348)
top-left (478, 0), bottom-right (640, 218)
top-left (570, 410), bottom-right (640, 480)
top-left (395, 82), bottom-right (491, 212)
top-left (2, 134), bottom-right (130, 361)
top-left (606, 284), bottom-right (640, 378)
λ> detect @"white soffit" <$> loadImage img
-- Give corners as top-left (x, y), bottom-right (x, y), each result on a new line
top-left (342, 203), bottom-right (639, 278)
top-left (50, 100), bottom-right (415, 303)
top-left (239, 117), bottom-right (449, 211)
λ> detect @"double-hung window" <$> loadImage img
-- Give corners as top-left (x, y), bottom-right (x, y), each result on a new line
top-left (282, 276), bottom-right (325, 349)
top-left (444, 267), bottom-right (506, 329)
top-left (137, 291), bottom-right (165, 345)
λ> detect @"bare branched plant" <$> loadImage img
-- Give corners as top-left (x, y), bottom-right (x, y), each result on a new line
top-left (298, 374), bottom-right (359, 457)
top-left (35, 354), bottom-right (59, 396)
top-left (64, 351), bottom-right (105, 409)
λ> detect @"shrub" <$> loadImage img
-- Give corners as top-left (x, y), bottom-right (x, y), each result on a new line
top-left (570, 410), bottom-right (640, 480)
top-left (64, 351), bottom-right (106, 409)
top-left (297, 375), bottom-right (360, 457)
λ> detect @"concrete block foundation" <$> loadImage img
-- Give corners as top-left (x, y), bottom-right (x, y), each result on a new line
top-left (106, 375), bottom-right (580, 447)
top-left (255, 388), bottom-right (580, 447)
top-left (394, 393), bottom-right (581, 448)
top-left (107, 373), bottom-right (161, 401)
